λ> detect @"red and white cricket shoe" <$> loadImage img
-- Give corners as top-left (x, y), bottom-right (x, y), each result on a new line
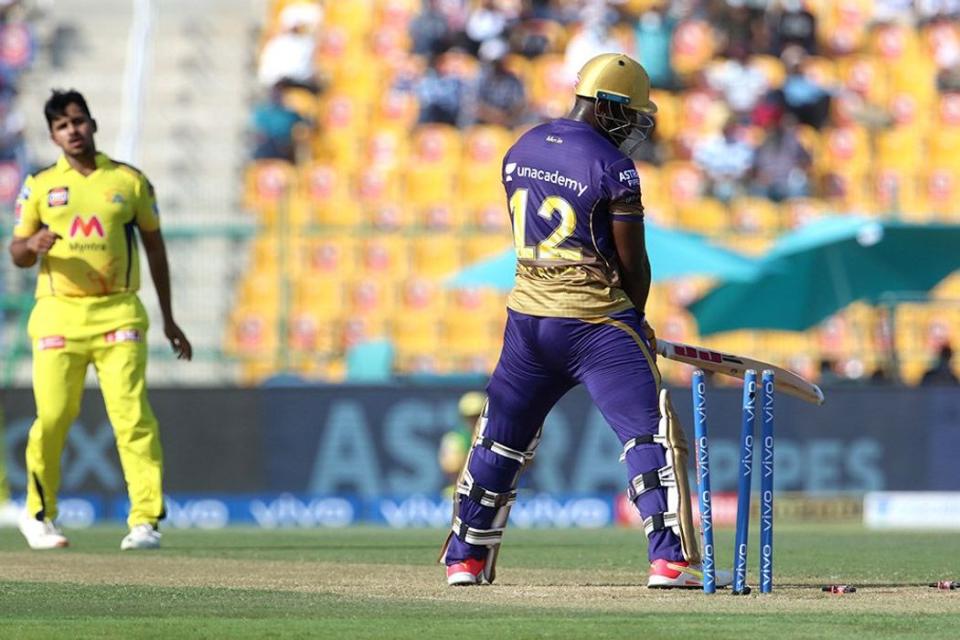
top-left (647, 559), bottom-right (733, 589)
top-left (446, 557), bottom-right (486, 586)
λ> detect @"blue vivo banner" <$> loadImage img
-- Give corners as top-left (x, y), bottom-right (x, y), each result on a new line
top-left (3, 385), bottom-right (959, 495)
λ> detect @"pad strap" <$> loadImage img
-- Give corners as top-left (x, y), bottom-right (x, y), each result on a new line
top-left (452, 516), bottom-right (504, 547)
top-left (475, 436), bottom-right (534, 465)
top-left (619, 433), bottom-right (668, 462)
top-left (456, 469), bottom-right (517, 509)
top-left (626, 465), bottom-right (676, 501)
top-left (643, 511), bottom-right (681, 537)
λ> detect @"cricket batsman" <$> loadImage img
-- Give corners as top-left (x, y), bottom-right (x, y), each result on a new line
top-left (8, 89), bottom-right (191, 550)
top-left (440, 54), bottom-right (732, 588)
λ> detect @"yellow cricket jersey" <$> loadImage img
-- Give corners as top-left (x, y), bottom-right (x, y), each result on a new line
top-left (13, 152), bottom-right (160, 299)
top-left (13, 153), bottom-right (160, 340)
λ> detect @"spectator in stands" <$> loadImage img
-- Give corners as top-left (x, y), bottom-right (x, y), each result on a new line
top-left (750, 113), bottom-right (811, 201)
top-left (415, 52), bottom-right (468, 125)
top-left (693, 117), bottom-right (754, 202)
top-left (634, 2), bottom-right (677, 89)
top-left (0, 92), bottom-right (25, 163)
top-left (463, 0), bottom-right (515, 56)
top-left (257, 9), bottom-right (319, 92)
top-left (563, 7), bottom-right (625, 84)
top-left (921, 343), bottom-right (960, 386)
top-left (771, 0), bottom-right (817, 55)
top-left (410, 0), bottom-right (456, 56)
top-left (250, 84), bottom-right (311, 163)
top-left (468, 40), bottom-right (526, 127)
top-left (706, 43), bottom-right (768, 119)
top-left (779, 45), bottom-right (831, 128)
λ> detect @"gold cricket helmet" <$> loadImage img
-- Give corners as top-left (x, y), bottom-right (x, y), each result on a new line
top-left (575, 53), bottom-right (657, 150)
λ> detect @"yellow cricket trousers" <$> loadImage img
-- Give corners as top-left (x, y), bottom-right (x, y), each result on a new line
top-left (25, 295), bottom-right (163, 528)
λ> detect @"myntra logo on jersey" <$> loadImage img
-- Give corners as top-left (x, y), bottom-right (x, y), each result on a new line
top-left (69, 215), bottom-right (105, 238)
top-left (504, 163), bottom-right (588, 196)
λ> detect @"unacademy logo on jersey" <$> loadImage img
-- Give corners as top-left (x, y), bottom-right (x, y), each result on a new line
top-left (510, 164), bottom-right (588, 196)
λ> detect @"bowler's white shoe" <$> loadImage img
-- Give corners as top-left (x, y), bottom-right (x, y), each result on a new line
top-left (647, 559), bottom-right (734, 589)
top-left (18, 512), bottom-right (69, 549)
top-left (0, 501), bottom-right (20, 528)
top-left (120, 523), bottom-right (161, 550)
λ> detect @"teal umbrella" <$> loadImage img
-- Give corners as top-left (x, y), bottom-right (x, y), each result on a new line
top-left (689, 217), bottom-right (960, 335)
top-left (447, 223), bottom-right (758, 290)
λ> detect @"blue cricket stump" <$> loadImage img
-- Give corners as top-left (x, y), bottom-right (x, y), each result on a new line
top-left (760, 370), bottom-right (775, 594)
top-left (732, 369), bottom-right (757, 595)
top-left (691, 370), bottom-right (715, 594)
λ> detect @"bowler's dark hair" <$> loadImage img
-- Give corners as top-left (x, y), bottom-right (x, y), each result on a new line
top-left (44, 89), bottom-right (92, 130)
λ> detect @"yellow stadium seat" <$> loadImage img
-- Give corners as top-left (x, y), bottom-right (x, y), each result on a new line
top-left (294, 277), bottom-right (345, 319)
top-left (287, 310), bottom-right (341, 355)
top-left (930, 129), bottom-right (960, 170)
top-left (226, 305), bottom-right (279, 357)
top-left (410, 234), bottom-right (462, 278)
top-left (357, 166), bottom-right (403, 210)
top-left (923, 167), bottom-right (960, 220)
top-left (529, 54), bottom-right (571, 118)
top-left (243, 160), bottom-right (296, 222)
top-left (670, 20), bottom-right (716, 77)
top-left (324, 0), bottom-right (374, 37)
top-left (237, 270), bottom-right (283, 308)
top-left (870, 22), bottom-right (921, 64)
top-left (329, 52), bottom-right (382, 103)
top-left (889, 58), bottom-right (937, 109)
top-left (462, 125), bottom-right (512, 165)
top-left (448, 286), bottom-right (507, 317)
top-left (676, 198), bottom-right (728, 236)
top-left (661, 162), bottom-right (706, 207)
top-left (678, 89), bottom-right (724, 136)
top-left (375, 0), bottom-right (418, 29)
top-left (365, 127), bottom-right (409, 171)
top-left (502, 54), bottom-right (533, 90)
top-left (342, 316), bottom-right (388, 349)
top-left (405, 163), bottom-right (457, 207)
top-left (824, 168), bottom-right (871, 215)
top-left (876, 127), bottom-right (924, 172)
top-left (397, 276), bottom-right (446, 317)
top-left (871, 167), bottom-right (924, 219)
top-left (938, 93), bottom-right (960, 128)
top-left (729, 196), bottom-right (781, 235)
top-left (369, 25), bottom-right (411, 62)
top-left (392, 315), bottom-right (442, 354)
top-left (802, 56), bottom-right (838, 87)
top-left (886, 92), bottom-right (931, 138)
top-left (297, 235), bottom-right (358, 277)
top-left (298, 162), bottom-right (355, 227)
top-left (648, 90), bottom-right (678, 141)
top-left (347, 277), bottom-right (398, 319)
top-left (781, 197), bottom-right (828, 230)
top-left (468, 199), bottom-right (511, 233)
top-left (412, 123), bottom-right (463, 165)
top-left (820, 126), bottom-right (870, 176)
top-left (463, 233), bottom-right (511, 265)
top-left (750, 54), bottom-right (786, 89)
top-left (372, 88), bottom-right (420, 132)
top-left (358, 235), bottom-right (409, 278)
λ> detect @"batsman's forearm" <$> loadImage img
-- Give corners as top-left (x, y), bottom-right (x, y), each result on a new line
top-left (622, 254), bottom-right (651, 315)
top-left (146, 247), bottom-right (175, 323)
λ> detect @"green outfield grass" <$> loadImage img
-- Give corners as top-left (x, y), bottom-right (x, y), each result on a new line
top-left (1, 525), bottom-right (958, 639)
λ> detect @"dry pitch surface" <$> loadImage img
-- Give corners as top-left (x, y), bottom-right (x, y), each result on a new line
top-left (1, 525), bottom-right (958, 638)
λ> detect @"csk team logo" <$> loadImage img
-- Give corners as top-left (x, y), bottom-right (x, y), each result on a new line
top-left (47, 186), bottom-right (69, 207)
top-left (69, 215), bottom-right (105, 238)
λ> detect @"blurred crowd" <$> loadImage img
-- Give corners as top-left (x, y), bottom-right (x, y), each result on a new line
top-left (0, 0), bottom-right (32, 205)
top-left (238, 0), bottom-right (960, 387)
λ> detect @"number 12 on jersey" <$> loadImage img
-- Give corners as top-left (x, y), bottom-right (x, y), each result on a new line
top-left (510, 188), bottom-right (582, 261)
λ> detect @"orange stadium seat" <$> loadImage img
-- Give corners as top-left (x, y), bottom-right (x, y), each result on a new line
top-left (358, 235), bottom-right (409, 279)
top-left (410, 234), bottom-right (463, 278)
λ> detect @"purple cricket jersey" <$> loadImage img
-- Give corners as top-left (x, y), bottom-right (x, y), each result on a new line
top-left (445, 119), bottom-right (687, 570)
